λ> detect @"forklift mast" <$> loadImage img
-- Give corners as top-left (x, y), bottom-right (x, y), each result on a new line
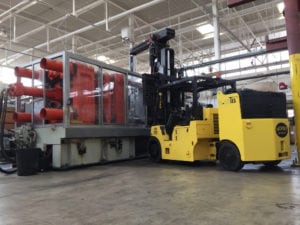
top-left (130, 28), bottom-right (175, 79)
top-left (131, 28), bottom-right (236, 126)
top-left (130, 28), bottom-right (177, 125)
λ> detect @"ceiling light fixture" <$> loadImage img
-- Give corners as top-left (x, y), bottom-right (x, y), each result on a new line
top-left (96, 55), bottom-right (115, 64)
top-left (196, 23), bottom-right (214, 35)
top-left (202, 32), bottom-right (224, 40)
top-left (276, 2), bottom-right (284, 13)
top-left (97, 55), bottom-right (107, 61)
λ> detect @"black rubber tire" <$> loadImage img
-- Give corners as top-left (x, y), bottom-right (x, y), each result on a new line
top-left (263, 160), bottom-right (281, 166)
top-left (147, 137), bottom-right (162, 163)
top-left (218, 141), bottom-right (244, 171)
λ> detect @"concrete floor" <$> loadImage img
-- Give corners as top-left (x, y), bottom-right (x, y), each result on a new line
top-left (0, 155), bottom-right (300, 225)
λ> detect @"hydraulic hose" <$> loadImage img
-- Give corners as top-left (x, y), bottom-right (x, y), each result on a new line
top-left (0, 89), bottom-right (17, 174)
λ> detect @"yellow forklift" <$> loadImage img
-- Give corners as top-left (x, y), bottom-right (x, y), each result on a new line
top-left (131, 28), bottom-right (290, 171)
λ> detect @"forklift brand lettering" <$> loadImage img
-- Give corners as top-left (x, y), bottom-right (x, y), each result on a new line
top-left (229, 97), bottom-right (236, 103)
top-left (276, 123), bottom-right (288, 138)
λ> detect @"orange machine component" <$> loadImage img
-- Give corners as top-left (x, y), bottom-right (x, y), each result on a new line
top-left (40, 108), bottom-right (63, 120)
top-left (9, 82), bottom-right (62, 101)
top-left (14, 67), bottom-right (41, 79)
top-left (103, 72), bottom-right (112, 123)
top-left (113, 73), bottom-right (125, 124)
top-left (13, 112), bottom-right (32, 123)
top-left (47, 70), bottom-right (63, 80)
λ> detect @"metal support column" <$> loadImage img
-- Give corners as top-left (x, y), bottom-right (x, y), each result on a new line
top-left (129, 15), bottom-right (135, 72)
top-left (105, 1), bottom-right (109, 31)
top-left (72, 0), bottom-right (76, 16)
top-left (212, 0), bottom-right (221, 73)
top-left (46, 26), bottom-right (50, 52)
top-left (179, 35), bottom-right (183, 66)
top-left (13, 16), bottom-right (16, 42)
top-left (72, 35), bottom-right (76, 53)
top-left (284, 0), bottom-right (300, 166)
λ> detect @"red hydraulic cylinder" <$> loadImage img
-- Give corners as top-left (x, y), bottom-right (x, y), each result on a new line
top-left (40, 58), bottom-right (74, 74)
top-left (40, 108), bottom-right (63, 120)
top-left (9, 82), bottom-right (43, 97)
top-left (40, 58), bottom-right (63, 72)
top-left (15, 66), bottom-right (63, 81)
top-left (9, 82), bottom-right (62, 101)
top-left (14, 67), bottom-right (41, 79)
top-left (13, 112), bottom-right (32, 123)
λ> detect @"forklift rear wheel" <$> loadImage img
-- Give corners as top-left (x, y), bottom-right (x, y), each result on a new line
top-left (148, 137), bottom-right (162, 163)
top-left (263, 160), bottom-right (281, 166)
top-left (218, 142), bottom-right (244, 171)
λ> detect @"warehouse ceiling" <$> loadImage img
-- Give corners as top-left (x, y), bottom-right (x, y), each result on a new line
top-left (0, 0), bottom-right (286, 73)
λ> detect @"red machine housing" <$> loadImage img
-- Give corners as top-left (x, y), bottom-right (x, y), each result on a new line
top-left (11, 58), bottom-right (127, 126)
top-left (40, 58), bottom-right (96, 124)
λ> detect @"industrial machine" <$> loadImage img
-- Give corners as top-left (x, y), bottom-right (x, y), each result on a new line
top-left (7, 52), bottom-right (148, 171)
top-left (131, 28), bottom-right (291, 171)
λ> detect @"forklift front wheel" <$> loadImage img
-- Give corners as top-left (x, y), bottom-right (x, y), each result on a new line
top-left (218, 141), bottom-right (244, 172)
top-left (148, 137), bottom-right (162, 163)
